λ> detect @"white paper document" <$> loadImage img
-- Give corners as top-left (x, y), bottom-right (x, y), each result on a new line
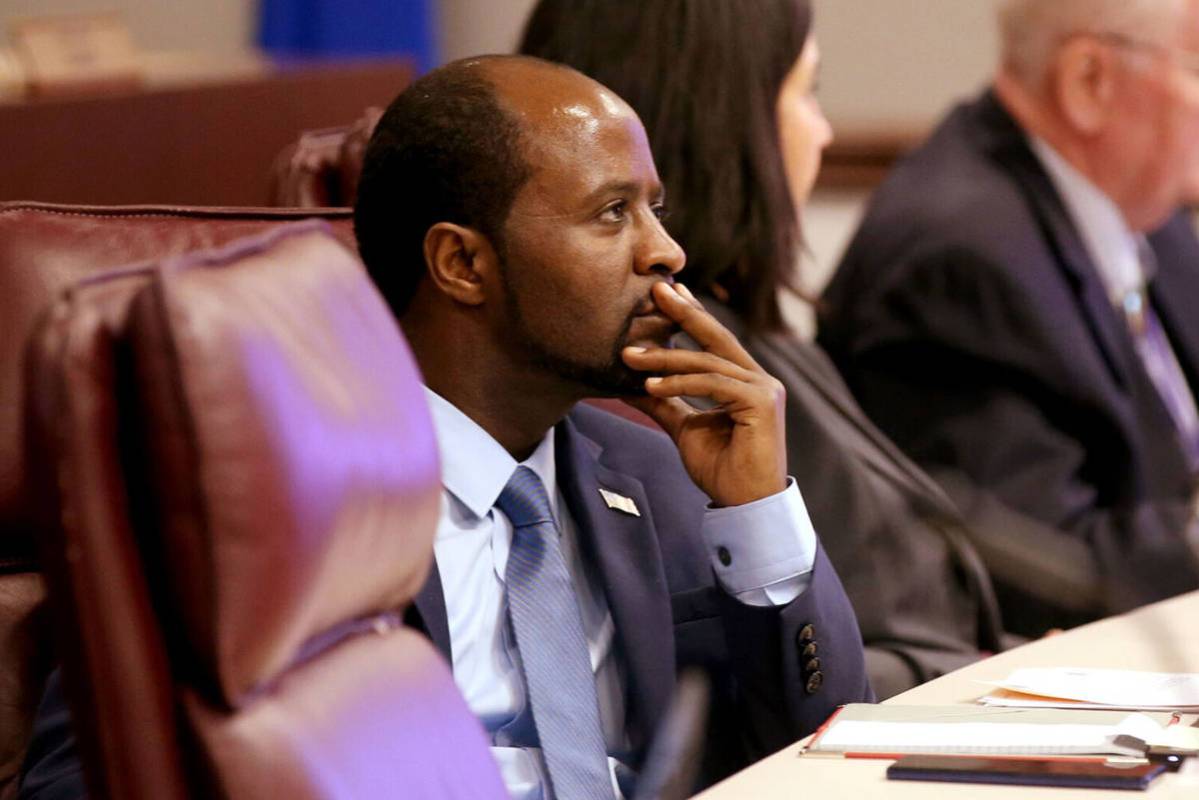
top-left (815, 715), bottom-right (1159, 756)
top-left (803, 704), bottom-right (1180, 758)
top-left (979, 668), bottom-right (1199, 711)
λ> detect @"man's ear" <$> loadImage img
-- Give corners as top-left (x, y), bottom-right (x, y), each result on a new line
top-left (422, 222), bottom-right (500, 307)
top-left (1054, 37), bottom-right (1117, 134)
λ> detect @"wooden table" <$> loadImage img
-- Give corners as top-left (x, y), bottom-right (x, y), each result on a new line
top-left (696, 590), bottom-right (1199, 798)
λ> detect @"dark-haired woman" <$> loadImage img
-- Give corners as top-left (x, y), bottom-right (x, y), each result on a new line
top-left (521, 0), bottom-right (1010, 698)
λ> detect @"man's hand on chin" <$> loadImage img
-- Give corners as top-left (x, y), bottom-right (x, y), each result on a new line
top-left (621, 281), bottom-right (787, 507)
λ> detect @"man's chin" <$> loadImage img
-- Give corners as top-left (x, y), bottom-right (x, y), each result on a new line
top-left (582, 371), bottom-right (650, 399)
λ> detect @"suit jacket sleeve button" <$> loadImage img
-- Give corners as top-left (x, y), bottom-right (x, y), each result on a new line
top-left (803, 657), bottom-right (822, 675)
top-left (717, 546), bottom-right (732, 567)
top-left (797, 623), bottom-right (816, 644)
top-left (805, 670), bottom-right (824, 694)
top-left (802, 642), bottom-right (818, 659)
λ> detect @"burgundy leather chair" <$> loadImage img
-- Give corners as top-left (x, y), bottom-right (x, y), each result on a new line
top-left (0, 202), bottom-right (356, 798)
top-left (269, 109), bottom-right (383, 208)
top-left (10, 204), bottom-right (504, 798)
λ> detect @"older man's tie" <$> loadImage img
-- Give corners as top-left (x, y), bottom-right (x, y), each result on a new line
top-left (1125, 240), bottom-right (1199, 472)
top-left (497, 465), bottom-right (612, 799)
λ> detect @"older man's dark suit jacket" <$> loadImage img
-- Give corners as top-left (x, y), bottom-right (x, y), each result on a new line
top-left (408, 403), bottom-right (873, 788)
top-left (818, 89), bottom-right (1199, 636)
top-left (707, 301), bottom-right (1005, 700)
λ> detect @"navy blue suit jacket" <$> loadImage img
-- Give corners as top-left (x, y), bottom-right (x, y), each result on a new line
top-left (820, 89), bottom-right (1199, 636)
top-left (408, 404), bottom-right (872, 787)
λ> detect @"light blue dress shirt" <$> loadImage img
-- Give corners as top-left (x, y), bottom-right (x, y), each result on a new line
top-left (1029, 136), bottom-right (1148, 306)
top-left (424, 388), bottom-right (819, 799)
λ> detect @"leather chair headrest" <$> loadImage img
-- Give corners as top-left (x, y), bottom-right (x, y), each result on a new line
top-left (126, 221), bottom-right (437, 705)
top-left (0, 202), bottom-right (353, 571)
top-left (269, 107), bottom-right (382, 208)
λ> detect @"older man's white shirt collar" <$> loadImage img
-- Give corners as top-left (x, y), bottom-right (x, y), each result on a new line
top-left (1029, 135), bottom-right (1149, 305)
top-left (423, 387), bottom-right (561, 523)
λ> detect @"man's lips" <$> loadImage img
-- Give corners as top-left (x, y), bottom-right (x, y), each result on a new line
top-left (633, 298), bottom-right (663, 317)
top-left (628, 309), bottom-right (678, 343)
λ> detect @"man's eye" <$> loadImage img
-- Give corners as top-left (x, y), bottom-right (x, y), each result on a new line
top-left (652, 203), bottom-right (671, 221)
top-left (600, 201), bottom-right (628, 222)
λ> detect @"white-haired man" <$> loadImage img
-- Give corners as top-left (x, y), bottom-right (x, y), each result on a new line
top-left (820, 0), bottom-right (1199, 635)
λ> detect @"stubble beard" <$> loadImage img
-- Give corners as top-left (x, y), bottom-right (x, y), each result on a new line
top-left (500, 272), bottom-right (649, 398)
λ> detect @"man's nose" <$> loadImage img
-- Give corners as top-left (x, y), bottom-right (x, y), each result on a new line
top-left (635, 215), bottom-right (686, 276)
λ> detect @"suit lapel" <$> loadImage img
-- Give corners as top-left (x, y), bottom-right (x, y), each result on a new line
top-left (1029, 188), bottom-right (1137, 391)
top-left (410, 561), bottom-right (453, 663)
top-left (975, 92), bottom-right (1137, 391)
top-left (1148, 214), bottom-right (1199, 395)
top-left (1143, 216), bottom-right (1199, 480)
top-left (405, 418), bottom-right (675, 747)
top-left (556, 416), bottom-right (675, 752)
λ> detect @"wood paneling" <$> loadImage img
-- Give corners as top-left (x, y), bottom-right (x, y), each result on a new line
top-left (0, 58), bottom-right (413, 206)
top-left (816, 128), bottom-right (927, 190)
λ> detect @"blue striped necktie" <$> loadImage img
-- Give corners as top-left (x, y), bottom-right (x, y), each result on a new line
top-left (497, 466), bottom-right (613, 799)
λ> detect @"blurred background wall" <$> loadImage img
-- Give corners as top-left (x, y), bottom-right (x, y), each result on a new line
top-left (818, 0), bottom-right (996, 129)
top-left (0, 0), bottom-right (999, 331)
top-left (0, 0), bottom-right (997, 127)
top-left (0, 0), bottom-right (256, 53)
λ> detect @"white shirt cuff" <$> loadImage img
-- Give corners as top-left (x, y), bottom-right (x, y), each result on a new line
top-left (701, 477), bottom-right (818, 607)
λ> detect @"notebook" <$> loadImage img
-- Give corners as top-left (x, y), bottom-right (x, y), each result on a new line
top-left (804, 704), bottom-right (1178, 758)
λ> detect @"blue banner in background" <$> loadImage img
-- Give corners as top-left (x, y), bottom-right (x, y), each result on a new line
top-left (258, 0), bottom-right (439, 73)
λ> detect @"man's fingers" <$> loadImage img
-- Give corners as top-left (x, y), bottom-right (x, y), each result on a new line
top-left (645, 372), bottom-right (782, 413)
top-left (623, 346), bottom-right (757, 382)
top-left (651, 282), bottom-right (758, 370)
top-left (674, 281), bottom-right (705, 309)
top-left (623, 395), bottom-right (694, 439)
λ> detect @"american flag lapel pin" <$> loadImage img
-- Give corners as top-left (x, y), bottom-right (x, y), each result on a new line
top-left (598, 487), bottom-right (640, 517)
